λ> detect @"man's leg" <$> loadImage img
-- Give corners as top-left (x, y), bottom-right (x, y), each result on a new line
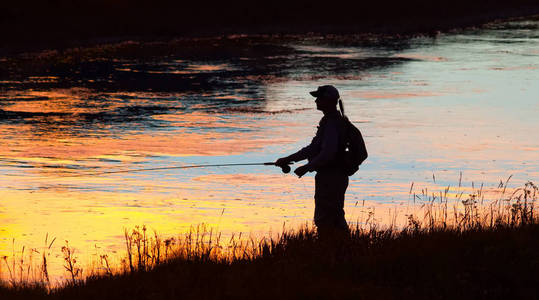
top-left (334, 172), bottom-right (349, 233)
top-left (314, 171), bottom-right (349, 235)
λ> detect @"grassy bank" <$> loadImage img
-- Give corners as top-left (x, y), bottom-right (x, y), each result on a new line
top-left (4, 225), bottom-right (538, 299)
top-left (1, 182), bottom-right (537, 299)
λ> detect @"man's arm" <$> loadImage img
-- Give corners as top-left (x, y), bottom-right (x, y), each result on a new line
top-left (287, 143), bottom-right (315, 162)
top-left (275, 131), bottom-right (320, 166)
top-left (275, 143), bottom-right (315, 167)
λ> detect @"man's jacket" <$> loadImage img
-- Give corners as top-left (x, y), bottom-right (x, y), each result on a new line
top-left (288, 110), bottom-right (346, 172)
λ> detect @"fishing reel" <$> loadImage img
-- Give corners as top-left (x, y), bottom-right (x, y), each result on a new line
top-left (264, 162), bottom-right (291, 174)
top-left (278, 163), bottom-right (291, 174)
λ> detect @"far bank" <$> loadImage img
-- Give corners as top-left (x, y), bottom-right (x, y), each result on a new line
top-left (1, 1), bottom-right (539, 54)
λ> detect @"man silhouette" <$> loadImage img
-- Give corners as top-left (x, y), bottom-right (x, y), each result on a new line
top-left (276, 85), bottom-right (350, 237)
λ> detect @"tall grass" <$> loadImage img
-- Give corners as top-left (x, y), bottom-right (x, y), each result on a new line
top-left (0, 180), bottom-right (537, 299)
top-left (406, 178), bottom-right (537, 231)
top-left (84, 180), bottom-right (539, 274)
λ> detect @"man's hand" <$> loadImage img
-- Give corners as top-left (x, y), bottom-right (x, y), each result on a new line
top-left (275, 157), bottom-right (291, 167)
top-left (294, 165), bottom-right (310, 178)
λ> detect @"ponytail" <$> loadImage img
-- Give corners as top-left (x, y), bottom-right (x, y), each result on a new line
top-left (338, 98), bottom-right (346, 118)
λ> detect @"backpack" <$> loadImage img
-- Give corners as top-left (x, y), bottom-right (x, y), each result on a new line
top-left (339, 99), bottom-right (368, 176)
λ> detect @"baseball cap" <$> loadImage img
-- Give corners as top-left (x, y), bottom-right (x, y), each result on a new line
top-left (309, 85), bottom-right (340, 100)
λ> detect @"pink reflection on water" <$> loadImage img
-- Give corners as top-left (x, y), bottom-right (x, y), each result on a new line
top-left (392, 53), bottom-right (448, 62)
top-left (489, 65), bottom-right (538, 71)
top-left (347, 90), bottom-right (443, 99)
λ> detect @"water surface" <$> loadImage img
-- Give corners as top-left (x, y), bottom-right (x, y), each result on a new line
top-left (1, 17), bottom-right (538, 283)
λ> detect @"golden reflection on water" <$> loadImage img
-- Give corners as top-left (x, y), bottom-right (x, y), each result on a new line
top-left (0, 172), bottom-right (314, 284)
top-left (0, 167), bottom-right (528, 285)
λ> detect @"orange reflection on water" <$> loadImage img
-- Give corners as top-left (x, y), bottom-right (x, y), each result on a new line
top-left (143, 63), bottom-right (233, 75)
top-left (1, 89), bottom-right (125, 114)
top-left (0, 116), bottom-right (297, 161)
top-left (187, 64), bottom-right (230, 72)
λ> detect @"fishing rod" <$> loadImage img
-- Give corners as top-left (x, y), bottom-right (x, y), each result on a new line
top-left (71, 162), bottom-right (291, 177)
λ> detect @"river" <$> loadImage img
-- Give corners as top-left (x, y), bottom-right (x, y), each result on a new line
top-left (0, 16), bottom-right (538, 284)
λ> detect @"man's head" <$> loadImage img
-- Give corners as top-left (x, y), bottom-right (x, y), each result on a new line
top-left (310, 85), bottom-right (340, 112)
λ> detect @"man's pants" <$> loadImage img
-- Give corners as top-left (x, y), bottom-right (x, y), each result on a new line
top-left (314, 170), bottom-right (349, 233)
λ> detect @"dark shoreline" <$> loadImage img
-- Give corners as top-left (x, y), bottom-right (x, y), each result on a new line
top-left (1, 10), bottom-right (538, 83)
top-left (1, 3), bottom-right (539, 56)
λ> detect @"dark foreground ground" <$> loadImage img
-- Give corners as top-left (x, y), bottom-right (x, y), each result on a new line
top-left (2, 223), bottom-right (538, 300)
